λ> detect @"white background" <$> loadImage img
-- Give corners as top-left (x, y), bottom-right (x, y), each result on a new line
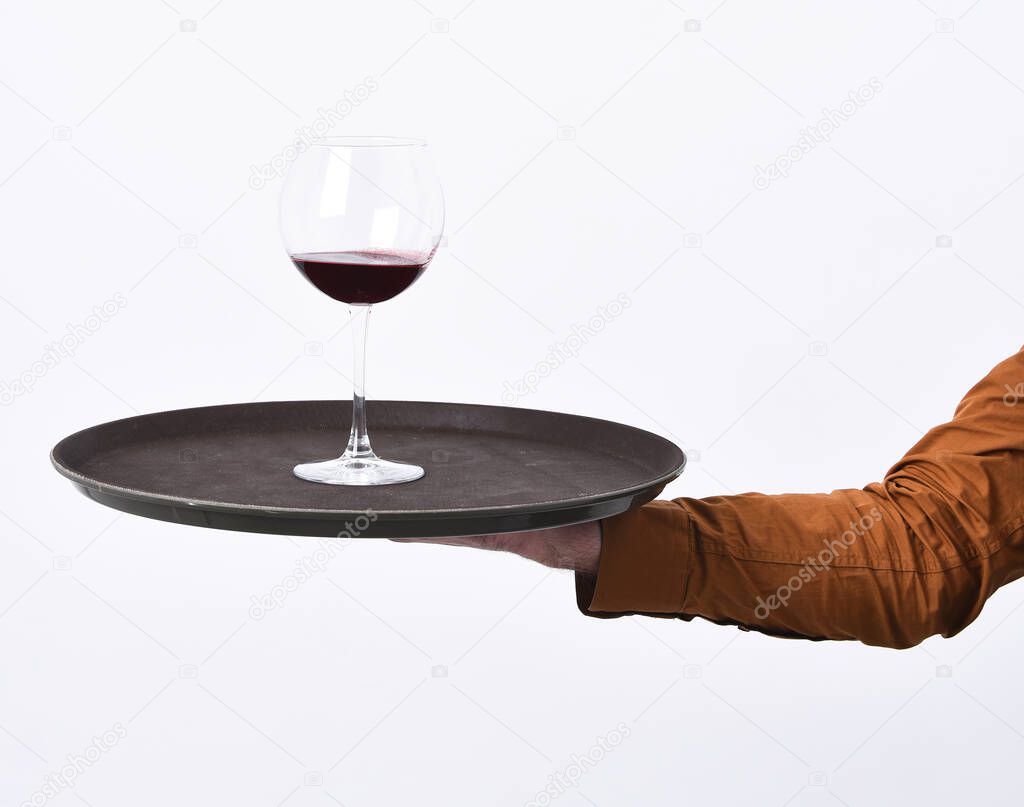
top-left (3, 0), bottom-right (1024, 804)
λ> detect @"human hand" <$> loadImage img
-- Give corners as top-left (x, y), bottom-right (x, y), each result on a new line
top-left (391, 521), bottom-right (601, 575)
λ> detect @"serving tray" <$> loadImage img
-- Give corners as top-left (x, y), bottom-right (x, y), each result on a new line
top-left (51, 401), bottom-right (686, 538)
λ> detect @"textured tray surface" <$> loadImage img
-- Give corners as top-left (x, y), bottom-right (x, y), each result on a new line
top-left (51, 401), bottom-right (686, 537)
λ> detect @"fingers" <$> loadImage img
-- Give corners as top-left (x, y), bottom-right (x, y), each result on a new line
top-left (387, 523), bottom-right (601, 573)
top-left (388, 534), bottom-right (502, 550)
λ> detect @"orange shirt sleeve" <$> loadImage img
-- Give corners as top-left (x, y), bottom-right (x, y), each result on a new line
top-left (577, 345), bottom-right (1024, 649)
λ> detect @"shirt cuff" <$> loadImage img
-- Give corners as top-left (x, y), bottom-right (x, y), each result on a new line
top-left (575, 499), bottom-right (693, 616)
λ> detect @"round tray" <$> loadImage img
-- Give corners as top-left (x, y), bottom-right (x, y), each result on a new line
top-left (51, 401), bottom-right (686, 538)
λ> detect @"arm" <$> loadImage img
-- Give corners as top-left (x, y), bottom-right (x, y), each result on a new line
top-left (401, 346), bottom-right (1024, 649)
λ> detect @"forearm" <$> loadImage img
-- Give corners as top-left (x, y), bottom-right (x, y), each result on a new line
top-left (578, 346), bottom-right (1024, 648)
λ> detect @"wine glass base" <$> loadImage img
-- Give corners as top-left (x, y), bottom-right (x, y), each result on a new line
top-left (293, 456), bottom-right (424, 486)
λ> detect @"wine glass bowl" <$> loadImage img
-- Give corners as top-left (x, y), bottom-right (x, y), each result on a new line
top-left (280, 136), bottom-right (444, 485)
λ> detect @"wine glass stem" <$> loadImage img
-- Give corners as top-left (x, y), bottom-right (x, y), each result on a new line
top-left (344, 305), bottom-right (375, 459)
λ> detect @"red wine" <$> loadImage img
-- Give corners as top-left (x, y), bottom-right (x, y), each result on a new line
top-left (290, 250), bottom-right (429, 304)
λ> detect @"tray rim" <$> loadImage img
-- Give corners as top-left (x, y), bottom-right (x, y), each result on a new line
top-left (51, 399), bottom-right (687, 522)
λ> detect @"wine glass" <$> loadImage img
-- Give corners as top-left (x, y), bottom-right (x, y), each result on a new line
top-left (280, 136), bottom-right (444, 485)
